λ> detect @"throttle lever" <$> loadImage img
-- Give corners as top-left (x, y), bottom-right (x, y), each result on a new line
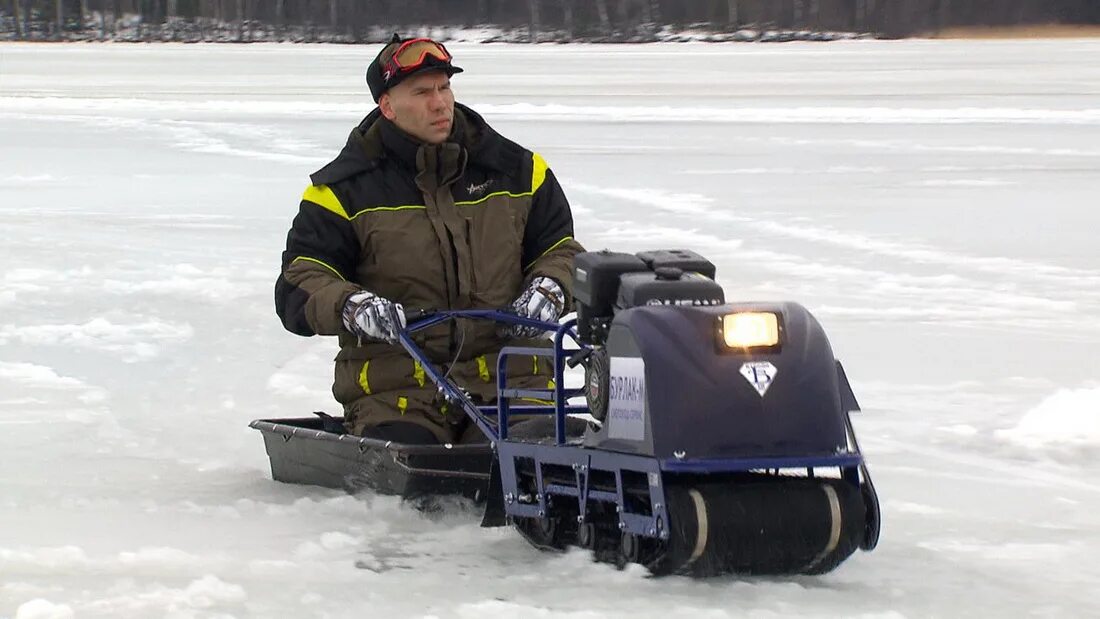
top-left (566, 348), bottom-right (593, 369)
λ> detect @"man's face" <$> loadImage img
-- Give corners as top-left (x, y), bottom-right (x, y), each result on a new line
top-left (379, 70), bottom-right (455, 145)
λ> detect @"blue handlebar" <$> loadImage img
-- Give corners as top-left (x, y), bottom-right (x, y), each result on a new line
top-left (403, 308), bottom-right (562, 336)
top-left (394, 309), bottom-right (584, 444)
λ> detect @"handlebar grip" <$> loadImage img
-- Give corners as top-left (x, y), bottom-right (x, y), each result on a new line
top-left (566, 348), bottom-right (592, 369)
top-left (403, 308), bottom-right (431, 323)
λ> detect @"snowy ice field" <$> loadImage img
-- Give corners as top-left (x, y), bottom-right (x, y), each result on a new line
top-left (2, 39), bottom-right (1099, 618)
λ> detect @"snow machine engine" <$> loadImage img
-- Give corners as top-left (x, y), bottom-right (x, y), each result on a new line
top-left (574, 249), bottom-right (723, 421)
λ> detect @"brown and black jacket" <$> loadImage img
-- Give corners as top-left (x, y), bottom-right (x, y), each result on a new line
top-left (275, 103), bottom-right (584, 438)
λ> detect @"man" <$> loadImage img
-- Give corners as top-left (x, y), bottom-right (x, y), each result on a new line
top-left (275, 35), bottom-right (584, 445)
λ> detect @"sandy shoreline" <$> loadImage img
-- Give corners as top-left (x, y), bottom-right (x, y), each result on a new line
top-left (929, 24), bottom-right (1100, 38)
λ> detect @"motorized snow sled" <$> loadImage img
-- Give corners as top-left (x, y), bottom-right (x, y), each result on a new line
top-left (252, 248), bottom-right (881, 576)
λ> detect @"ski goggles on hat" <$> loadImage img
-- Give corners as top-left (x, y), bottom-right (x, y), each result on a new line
top-left (382, 38), bottom-right (454, 81)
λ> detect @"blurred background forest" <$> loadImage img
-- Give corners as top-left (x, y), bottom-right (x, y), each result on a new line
top-left (3, 0), bottom-right (1100, 42)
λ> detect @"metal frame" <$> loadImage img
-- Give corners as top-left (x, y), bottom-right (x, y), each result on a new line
top-left (399, 309), bottom-right (875, 544)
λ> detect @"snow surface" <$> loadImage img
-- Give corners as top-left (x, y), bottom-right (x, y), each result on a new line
top-left (2, 39), bottom-right (1100, 618)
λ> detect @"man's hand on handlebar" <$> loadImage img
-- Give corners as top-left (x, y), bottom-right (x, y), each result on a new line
top-left (342, 290), bottom-right (407, 344)
top-left (500, 276), bottom-right (566, 339)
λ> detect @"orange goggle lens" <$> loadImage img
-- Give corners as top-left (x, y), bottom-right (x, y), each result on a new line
top-left (391, 39), bottom-right (451, 71)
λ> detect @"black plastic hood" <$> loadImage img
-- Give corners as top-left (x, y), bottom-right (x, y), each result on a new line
top-left (587, 302), bottom-right (854, 461)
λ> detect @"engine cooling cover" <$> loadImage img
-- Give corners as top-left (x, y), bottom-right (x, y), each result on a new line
top-left (585, 347), bottom-right (611, 421)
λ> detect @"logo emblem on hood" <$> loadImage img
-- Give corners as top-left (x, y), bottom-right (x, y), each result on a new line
top-left (739, 362), bottom-right (777, 397)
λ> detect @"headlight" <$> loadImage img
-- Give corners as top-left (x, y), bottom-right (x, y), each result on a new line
top-left (721, 312), bottom-right (780, 348)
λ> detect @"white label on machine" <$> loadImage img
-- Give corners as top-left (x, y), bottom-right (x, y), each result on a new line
top-left (740, 361), bottom-right (778, 397)
top-left (607, 356), bottom-right (646, 440)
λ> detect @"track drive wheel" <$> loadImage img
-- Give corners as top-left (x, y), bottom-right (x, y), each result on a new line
top-left (616, 532), bottom-right (664, 571)
top-left (576, 520), bottom-right (620, 563)
top-left (513, 506), bottom-right (578, 551)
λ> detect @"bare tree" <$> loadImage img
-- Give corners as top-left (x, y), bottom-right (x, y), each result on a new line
top-left (237, 0), bottom-right (247, 41)
top-left (11, 0), bottom-right (23, 39)
top-left (528, 0), bottom-right (539, 42)
top-left (23, 0), bottom-right (32, 35)
top-left (345, 0), bottom-right (357, 40)
top-left (328, 0), bottom-right (337, 29)
top-left (134, 0), bottom-right (144, 40)
top-left (594, 0), bottom-right (610, 33)
top-left (937, 0), bottom-right (951, 29)
top-left (792, 0), bottom-right (820, 27)
top-left (856, 0), bottom-right (875, 31)
top-left (728, 0), bottom-right (739, 27)
top-left (108, 0), bottom-right (118, 35)
top-left (54, 0), bottom-right (64, 39)
top-left (559, 0), bottom-right (574, 39)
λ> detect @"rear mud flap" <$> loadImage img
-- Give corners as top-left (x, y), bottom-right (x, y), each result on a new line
top-left (480, 456), bottom-right (507, 527)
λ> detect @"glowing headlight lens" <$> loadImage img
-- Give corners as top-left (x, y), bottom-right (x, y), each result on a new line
top-left (722, 312), bottom-right (780, 348)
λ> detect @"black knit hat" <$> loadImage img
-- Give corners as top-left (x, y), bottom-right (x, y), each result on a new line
top-left (366, 34), bottom-right (464, 102)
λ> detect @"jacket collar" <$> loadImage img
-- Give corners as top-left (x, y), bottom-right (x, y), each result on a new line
top-left (457, 103), bottom-right (509, 174)
top-left (310, 102), bottom-right (507, 186)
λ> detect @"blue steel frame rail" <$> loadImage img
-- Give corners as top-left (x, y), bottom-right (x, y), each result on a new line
top-left (396, 309), bottom-right (580, 444)
top-left (397, 310), bottom-right (872, 543)
top-left (497, 440), bottom-right (867, 540)
top-left (496, 316), bottom-right (586, 444)
top-left (497, 441), bottom-right (671, 539)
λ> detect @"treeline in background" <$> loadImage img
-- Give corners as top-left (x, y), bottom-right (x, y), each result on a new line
top-left (4, 0), bottom-right (1100, 42)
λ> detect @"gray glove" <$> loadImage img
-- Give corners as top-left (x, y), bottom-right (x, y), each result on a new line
top-left (342, 290), bottom-right (406, 345)
top-left (503, 276), bottom-right (566, 339)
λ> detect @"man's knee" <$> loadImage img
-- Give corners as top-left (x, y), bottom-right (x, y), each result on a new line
top-left (343, 392), bottom-right (454, 443)
top-left (361, 421), bottom-right (441, 444)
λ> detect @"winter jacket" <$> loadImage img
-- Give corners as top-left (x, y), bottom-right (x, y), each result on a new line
top-left (274, 103), bottom-right (583, 437)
